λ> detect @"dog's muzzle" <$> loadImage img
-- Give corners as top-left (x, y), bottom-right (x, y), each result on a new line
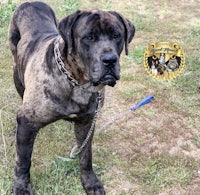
top-left (97, 53), bottom-right (120, 87)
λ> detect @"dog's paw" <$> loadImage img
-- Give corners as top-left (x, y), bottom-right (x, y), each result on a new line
top-left (12, 178), bottom-right (33, 195)
top-left (81, 170), bottom-right (106, 195)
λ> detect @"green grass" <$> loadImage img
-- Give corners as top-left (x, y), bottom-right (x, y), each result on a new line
top-left (1, 0), bottom-right (200, 194)
top-left (31, 158), bottom-right (84, 195)
top-left (59, 0), bottom-right (80, 15)
top-left (0, 2), bottom-right (17, 192)
top-left (119, 85), bottom-right (146, 101)
top-left (102, 0), bottom-right (112, 10)
top-left (130, 156), bottom-right (197, 194)
top-left (127, 46), bottom-right (145, 65)
top-left (0, 0), bottom-right (17, 27)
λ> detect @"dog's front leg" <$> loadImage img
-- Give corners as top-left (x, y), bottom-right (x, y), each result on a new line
top-left (74, 119), bottom-right (106, 195)
top-left (12, 110), bottom-right (40, 195)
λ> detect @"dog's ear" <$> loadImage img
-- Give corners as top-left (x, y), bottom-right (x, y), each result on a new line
top-left (58, 10), bottom-right (82, 54)
top-left (109, 11), bottom-right (135, 55)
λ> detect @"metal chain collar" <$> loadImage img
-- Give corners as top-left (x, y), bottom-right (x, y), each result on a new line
top-left (54, 38), bottom-right (104, 159)
top-left (54, 38), bottom-right (79, 87)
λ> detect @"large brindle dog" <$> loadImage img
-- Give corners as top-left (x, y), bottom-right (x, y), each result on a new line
top-left (9, 2), bottom-right (134, 194)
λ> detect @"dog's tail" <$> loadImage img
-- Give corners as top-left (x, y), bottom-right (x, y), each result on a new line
top-left (8, 9), bottom-right (21, 65)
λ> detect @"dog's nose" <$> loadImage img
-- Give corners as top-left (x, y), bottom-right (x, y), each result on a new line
top-left (101, 53), bottom-right (117, 68)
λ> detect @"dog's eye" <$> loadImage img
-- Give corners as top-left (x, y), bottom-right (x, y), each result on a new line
top-left (87, 35), bottom-right (94, 40)
top-left (85, 34), bottom-right (96, 41)
top-left (108, 27), bottom-right (121, 39)
top-left (113, 33), bottom-right (121, 39)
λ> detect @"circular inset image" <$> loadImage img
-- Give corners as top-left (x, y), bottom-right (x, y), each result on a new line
top-left (143, 42), bottom-right (185, 80)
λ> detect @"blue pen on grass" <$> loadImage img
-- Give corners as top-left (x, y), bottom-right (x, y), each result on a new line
top-left (130, 95), bottom-right (154, 111)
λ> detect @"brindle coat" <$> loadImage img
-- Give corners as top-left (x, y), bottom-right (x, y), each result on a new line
top-left (9, 2), bottom-right (135, 195)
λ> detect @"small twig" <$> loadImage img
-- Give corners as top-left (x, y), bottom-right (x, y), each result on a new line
top-left (0, 109), bottom-right (8, 163)
top-left (0, 103), bottom-right (18, 164)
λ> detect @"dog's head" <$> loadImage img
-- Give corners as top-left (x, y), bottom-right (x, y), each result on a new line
top-left (59, 10), bottom-right (135, 87)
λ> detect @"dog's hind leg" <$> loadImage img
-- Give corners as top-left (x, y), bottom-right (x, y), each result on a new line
top-left (13, 67), bottom-right (25, 98)
top-left (74, 119), bottom-right (106, 195)
top-left (12, 109), bottom-right (40, 195)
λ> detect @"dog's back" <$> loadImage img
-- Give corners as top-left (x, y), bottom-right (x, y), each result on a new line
top-left (8, 2), bottom-right (58, 97)
top-left (9, 2), bottom-right (58, 52)
top-left (9, 1), bottom-right (58, 57)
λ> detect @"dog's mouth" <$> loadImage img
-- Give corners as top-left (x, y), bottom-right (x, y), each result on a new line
top-left (93, 73), bottom-right (119, 87)
top-left (100, 74), bottom-right (117, 87)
